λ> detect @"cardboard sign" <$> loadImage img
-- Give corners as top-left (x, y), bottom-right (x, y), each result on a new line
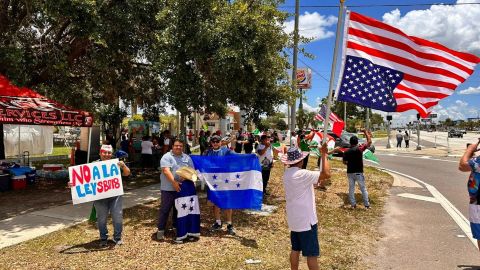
top-left (68, 159), bottom-right (124, 205)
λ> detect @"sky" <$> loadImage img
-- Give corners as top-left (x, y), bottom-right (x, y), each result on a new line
top-left (280, 0), bottom-right (480, 126)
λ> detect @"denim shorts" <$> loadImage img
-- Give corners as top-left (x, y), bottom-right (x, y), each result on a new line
top-left (290, 223), bottom-right (320, 257)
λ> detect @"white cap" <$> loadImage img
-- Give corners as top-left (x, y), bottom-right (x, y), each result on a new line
top-left (100, 144), bottom-right (113, 153)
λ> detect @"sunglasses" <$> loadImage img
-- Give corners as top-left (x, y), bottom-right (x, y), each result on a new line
top-left (211, 141), bottom-right (220, 143)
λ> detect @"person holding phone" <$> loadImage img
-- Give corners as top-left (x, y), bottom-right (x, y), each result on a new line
top-left (459, 138), bottom-right (480, 253)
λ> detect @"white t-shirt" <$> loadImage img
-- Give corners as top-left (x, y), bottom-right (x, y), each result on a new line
top-left (141, 140), bottom-right (153, 154)
top-left (283, 167), bottom-right (321, 232)
top-left (290, 135), bottom-right (299, 148)
top-left (256, 144), bottom-right (273, 168)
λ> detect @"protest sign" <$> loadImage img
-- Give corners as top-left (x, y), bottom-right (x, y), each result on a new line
top-left (68, 158), bottom-right (124, 205)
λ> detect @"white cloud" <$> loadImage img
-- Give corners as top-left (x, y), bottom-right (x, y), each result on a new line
top-left (283, 12), bottom-right (337, 42)
top-left (302, 102), bottom-right (318, 112)
top-left (382, 0), bottom-right (480, 55)
top-left (458, 86), bottom-right (480, 95)
top-left (455, 100), bottom-right (468, 107)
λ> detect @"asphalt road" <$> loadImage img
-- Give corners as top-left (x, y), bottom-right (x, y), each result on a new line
top-left (371, 151), bottom-right (468, 216)
top-left (367, 138), bottom-right (480, 269)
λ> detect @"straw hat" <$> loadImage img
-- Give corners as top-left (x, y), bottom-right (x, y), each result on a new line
top-left (175, 166), bottom-right (198, 182)
top-left (281, 147), bottom-right (309, 165)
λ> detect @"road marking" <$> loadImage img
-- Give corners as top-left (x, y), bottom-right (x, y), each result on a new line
top-left (397, 193), bottom-right (438, 203)
top-left (379, 167), bottom-right (477, 249)
top-left (376, 153), bottom-right (458, 163)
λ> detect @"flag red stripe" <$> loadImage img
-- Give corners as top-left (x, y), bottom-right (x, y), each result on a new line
top-left (348, 28), bottom-right (475, 75)
top-left (347, 41), bottom-right (466, 84)
top-left (395, 84), bottom-right (449, 99)
top-left (403, 73), bottom-right (456, 90)
top-left (393, 92), bottom-right (439, 108)
top-left (349, 12), bottom-right (480, 64)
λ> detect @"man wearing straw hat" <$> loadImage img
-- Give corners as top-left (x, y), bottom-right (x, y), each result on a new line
top-left (282, 143), bottom-right (331, 270)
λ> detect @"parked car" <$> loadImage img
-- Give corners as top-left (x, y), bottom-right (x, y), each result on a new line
top-left (459, 129), bottom-right (467, 134)
top-left (448, 129), bottom-right (464, 138)
top-left (327, 131), bottom-right (375, 157)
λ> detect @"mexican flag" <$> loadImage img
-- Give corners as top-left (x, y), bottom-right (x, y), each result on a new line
top-left (363, 149), bottom-right (379, 164)
top-left (309, 132), bottom-right (336, 157)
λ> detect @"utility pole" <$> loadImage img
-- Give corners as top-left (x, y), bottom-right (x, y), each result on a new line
top-left (416, 113), bottom-right (422, 150)
top-left (289, 0), bottom-right (300, 132)
top-left (386, 114), bottom-right (392, 148)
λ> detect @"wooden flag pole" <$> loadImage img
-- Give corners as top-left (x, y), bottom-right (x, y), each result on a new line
top-left (322, 0), bottom-right (346, 141)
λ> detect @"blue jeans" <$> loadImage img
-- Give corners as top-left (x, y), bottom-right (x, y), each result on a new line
top-left (347, 173), bottom-right (369, 207)
top-left (94, 196), bottom-right (123, 241)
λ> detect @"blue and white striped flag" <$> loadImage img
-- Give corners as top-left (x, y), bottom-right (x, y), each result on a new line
top-left (175, 180), bottom-right (200, 241)
top-left (191, 154), bottom-right (263, 210)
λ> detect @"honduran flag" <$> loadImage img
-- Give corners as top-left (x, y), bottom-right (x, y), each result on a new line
top-left (175, 180), bottom-right (200, 241)
top-left (191, 154), bottom-right (263, 210)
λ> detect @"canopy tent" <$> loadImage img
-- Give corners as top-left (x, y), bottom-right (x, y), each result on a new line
top-left (0, 74), bottom-right (93, 160)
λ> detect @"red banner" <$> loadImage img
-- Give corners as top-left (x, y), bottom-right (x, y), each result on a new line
top-left (0, 75), bottom-right (93, 127)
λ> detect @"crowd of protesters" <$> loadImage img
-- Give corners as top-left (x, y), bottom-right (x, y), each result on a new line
top-left (82, 126), bottom-right (375, 270)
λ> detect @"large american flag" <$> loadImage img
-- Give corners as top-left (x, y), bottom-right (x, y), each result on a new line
top-left (335, 11), bottom-right (480, 117)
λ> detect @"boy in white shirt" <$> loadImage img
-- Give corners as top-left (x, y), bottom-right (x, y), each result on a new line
top-left (281, 143), bottom-right (331, 270)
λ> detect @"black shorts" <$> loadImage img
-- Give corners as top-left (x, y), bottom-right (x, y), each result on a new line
top-left (290, 224), bottom-right (320, 257)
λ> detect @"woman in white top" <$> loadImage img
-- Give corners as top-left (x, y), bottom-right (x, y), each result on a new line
top-left (257, 134), bottom-right (274, 195)
top-left (141, 136), bottom-right (154, 169)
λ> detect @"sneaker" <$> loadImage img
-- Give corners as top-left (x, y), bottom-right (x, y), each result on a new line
top-left (156, 230), bottom-right (165, 240)
top-left (114, 239), bottom-right (123, 246)
top-left (210, 222), bottom-right (222, 231)
top-left (226, 224), bottom-right (236, 236)
top-left (365, 205), bottom-right (371, 210)
top-left (351, 204), bottom-right (357, 209)
top-left (99, 239), bottom-right (108, 247)
top-left (174, 239), bottom-right (184, 244)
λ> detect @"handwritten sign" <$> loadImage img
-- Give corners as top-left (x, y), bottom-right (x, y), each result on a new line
top-left (68, 159), bottom-right (124, 205)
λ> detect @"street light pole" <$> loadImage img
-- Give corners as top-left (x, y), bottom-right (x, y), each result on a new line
top-left (289, 0), bottom-right (300, 132)
top-left (386, 114), bottom-right (391, 149)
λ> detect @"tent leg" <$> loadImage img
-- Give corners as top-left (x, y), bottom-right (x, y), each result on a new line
top-left (18, 125), bottom-right (21, 163)
top-left (87, 127), bottom-right (92, 163)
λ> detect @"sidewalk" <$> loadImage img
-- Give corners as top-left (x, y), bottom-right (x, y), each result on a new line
top-left (373, 137), bottom-right (463, 157)
top-left (0, 184), bottom-right (161, 249)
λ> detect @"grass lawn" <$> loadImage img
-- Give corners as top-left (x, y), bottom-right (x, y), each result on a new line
top-left (0, 158), bottom-right (393, 270)
top-left (372, 131), bottom-right (388, 138)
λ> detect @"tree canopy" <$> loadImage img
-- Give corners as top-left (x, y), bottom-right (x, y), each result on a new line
top-left (1, 0), bottom-right (293, 125)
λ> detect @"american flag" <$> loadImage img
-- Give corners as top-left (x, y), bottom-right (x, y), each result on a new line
top-left (335, 11), bottom-right (480, 117)
top-left (315, 104), bottom-right (343, 123)
top-left (315, 104), bottom-right (344, 136)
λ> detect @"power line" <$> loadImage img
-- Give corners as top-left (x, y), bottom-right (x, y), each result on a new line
top-left (279, 2), bottom-right (480, 9)
top-left (285, 49), bottom-right (330, 82)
